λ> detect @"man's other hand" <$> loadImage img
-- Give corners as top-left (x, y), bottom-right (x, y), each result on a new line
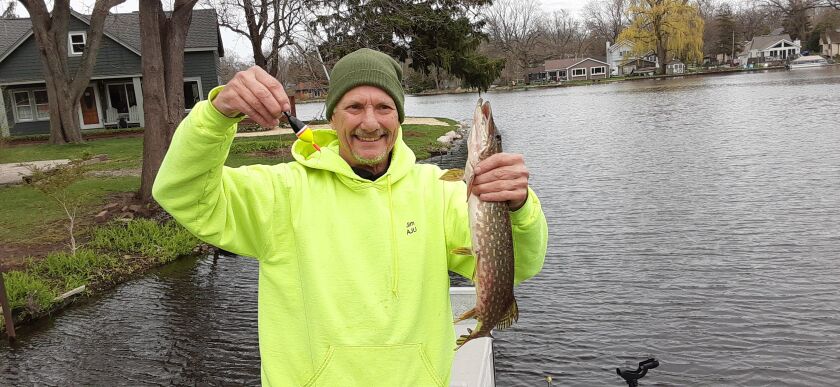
top-left (471, 153), bottom-right (530, 211)
top-left (212, 66), bottom-right (291, 128)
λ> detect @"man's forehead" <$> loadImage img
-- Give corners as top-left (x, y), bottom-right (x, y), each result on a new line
top-left (338, 85), bottom-right (395, 105)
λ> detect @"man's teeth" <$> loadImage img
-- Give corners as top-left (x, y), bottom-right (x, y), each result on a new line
top-left (356, 135), bottom-right (382, 142)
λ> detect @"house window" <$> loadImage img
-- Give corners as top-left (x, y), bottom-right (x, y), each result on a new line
top-left (183, 79), bottom-right (203, 110)
top-left (34, 90), bottom-right (50, 120)
top-left (591, 66), bottom-right (606, 75)
top-left (572, 68), bottom-right (586, 77)
top-left (12, 91), bottom-right (33, 121)
top-left (68, 32), bottom-right (86, 56)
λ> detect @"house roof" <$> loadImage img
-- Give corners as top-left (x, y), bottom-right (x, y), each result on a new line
top-left (667, 59), bottom-right (683, 65)
top-left (544, 58), bottom-right (579, 70)
top-left (744, 32), bottom-right (795, 52)
top-left (0, 18), bottom-right (33, 61)
top-left (822, 29), bottom-right (840, 44)
top-left (544, 57), bottom-right (609, 70)
top-left (0, 8), bottom-right (222, 62)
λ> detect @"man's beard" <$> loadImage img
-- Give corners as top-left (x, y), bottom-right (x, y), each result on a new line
top-left (352, 149), bottom-right (389, 165)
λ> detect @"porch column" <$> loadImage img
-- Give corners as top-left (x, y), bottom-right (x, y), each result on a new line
top-left (0, 87), bottom-right (9, 137)
top-left (132, 77), bottom-right (145, 127)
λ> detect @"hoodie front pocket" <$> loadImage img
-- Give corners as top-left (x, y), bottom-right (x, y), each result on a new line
top-left (304, 343), bottom-right (443, 387)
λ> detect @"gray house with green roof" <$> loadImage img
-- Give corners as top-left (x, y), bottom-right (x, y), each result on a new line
top-left (0, 9), bottom-right (224, 137)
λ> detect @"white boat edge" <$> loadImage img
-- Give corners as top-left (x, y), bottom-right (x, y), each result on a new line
top-left (450, 286), bottom-right (495, 387)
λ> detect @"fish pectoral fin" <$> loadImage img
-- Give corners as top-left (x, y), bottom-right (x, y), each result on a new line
top-left (495, 299), bottom-right (519, 331)
top-left (450, 246), bottom-right (474, 256)
top-left (439, 169), bottom-right (465, 181)
top-left (453, 307), bottom-right (478, 323)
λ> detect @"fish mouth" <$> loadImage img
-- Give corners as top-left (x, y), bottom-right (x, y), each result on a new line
top-left (481, 101), bottom-right (496, 138)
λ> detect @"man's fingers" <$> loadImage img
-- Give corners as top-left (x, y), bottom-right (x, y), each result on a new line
top-left (231, 78), bottom-right (278, 127)
top-left (253, 68), bottom-right (291, 112)
top-left (238, 75), bottom-right (281, 123)
top-left (243, 69), bottom-right (285, 118)
top-left (474, 153), bottom-right (524, 175)
top-left (227, 89), bottom-right (274, 127)
top-left (471, 178), bottom-right (528, 197)
top-left (471, 165), bottom-right (526, 186)
top-left (478, 189), bottom-right (527, 204)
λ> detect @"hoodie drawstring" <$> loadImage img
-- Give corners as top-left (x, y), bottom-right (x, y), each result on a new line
top-left (387, 175), bottom-right (399, 297)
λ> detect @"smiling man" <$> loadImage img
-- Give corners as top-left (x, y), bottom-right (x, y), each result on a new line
top-left (153, 48), bottom-right (548, 386)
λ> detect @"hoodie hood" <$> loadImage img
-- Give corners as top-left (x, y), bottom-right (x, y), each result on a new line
top-left (291, 127), bottom-right (416, 188)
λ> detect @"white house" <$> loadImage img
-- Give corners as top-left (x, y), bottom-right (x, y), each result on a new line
top-left (606, 40), bottom-right (659, 76)
top-left (738, 28), bottom-right (801, 66)
top-left (542, 58), bottom-right (610, 81)
top-left (666, 59), bottom-right (685, 75)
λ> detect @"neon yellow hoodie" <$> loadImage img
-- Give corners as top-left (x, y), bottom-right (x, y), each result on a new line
top-left (153, 90), bottom-right (548, 386)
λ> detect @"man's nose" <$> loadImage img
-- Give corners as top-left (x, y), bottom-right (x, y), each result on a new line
top-left (360, 105), bottom-right (379, 130)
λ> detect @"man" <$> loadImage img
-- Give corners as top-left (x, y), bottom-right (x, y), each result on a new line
top-left (153, 48), bottom-right (547, 386)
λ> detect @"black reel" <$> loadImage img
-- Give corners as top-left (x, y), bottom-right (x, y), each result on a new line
top-left (616, 358), bottom-right (659, 387)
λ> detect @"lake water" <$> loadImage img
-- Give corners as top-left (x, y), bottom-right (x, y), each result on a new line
top-left (3, 67), bottom-right (840, 386)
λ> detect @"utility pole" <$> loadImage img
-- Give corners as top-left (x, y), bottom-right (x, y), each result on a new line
top-left (731, 30), bottom-right (735, 65)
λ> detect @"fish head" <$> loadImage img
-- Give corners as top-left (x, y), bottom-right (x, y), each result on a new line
top-left (468, 99), bottom-right (502, 164)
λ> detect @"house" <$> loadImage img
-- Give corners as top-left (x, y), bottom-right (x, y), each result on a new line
top-left (526, 65), bottom-right (547, 83)
top-left (606, 40), bottom-right (659, 76)
top-left (0, 9), bottom-right (223, 137)
top-left (542, 58), bottom-right (610, 81)
top-left (666, 59), bottom-right (685, 75)
top-left (820, 28), bottom-right (840, 58)
top-left (737, 28), bottom-right (801, 66)
top-left (292, 81), bottom-right (328, 101)
top-left (620, 58), bottom-right (656, 76)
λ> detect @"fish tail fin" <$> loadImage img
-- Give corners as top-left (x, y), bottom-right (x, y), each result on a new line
top-left (453, 307), bottom-right (478, 324)
top-left (495, 298), bottom-right (519, 331)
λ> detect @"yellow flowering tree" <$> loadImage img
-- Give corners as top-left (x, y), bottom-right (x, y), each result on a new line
top-left (617, 0), bottom-right (704, 74)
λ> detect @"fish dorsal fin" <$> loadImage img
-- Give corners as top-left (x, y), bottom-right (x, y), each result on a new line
top-left (439, 169), bottom-right (464, 182)
top-left (495, 298), bottom-right (519, 330)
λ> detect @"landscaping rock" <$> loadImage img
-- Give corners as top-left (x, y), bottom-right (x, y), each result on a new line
top-left (94, 210), bottom-right (110, 224)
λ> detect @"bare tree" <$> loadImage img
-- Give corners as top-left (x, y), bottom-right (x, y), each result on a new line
top-left (764, 0), bottom-right (821, 40)
top-left (138, 0), bottom-right (198, 203)
top-left (735, 0), bottom-right (774, 40)
top-left (19, 0), bottom-right (125, 144)
top-left (541, 9), bottom-right (578, 56)
top-left (581, 0), bottom-right (628, 42)
top-left (210, 0), bottom-right (307, 77)
top-left (694, 0), bottom-right (720, 56)
top-left (2, 1), bottom-right (18, 18)
top-left (484, 0), bottom-right (546, 77)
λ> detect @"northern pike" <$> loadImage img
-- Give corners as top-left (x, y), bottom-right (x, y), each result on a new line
top-left (440, 98), bottom-right (518, 349)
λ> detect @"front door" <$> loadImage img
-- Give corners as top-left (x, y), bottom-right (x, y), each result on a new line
top-left (80, 87), bottom-right (99, 125)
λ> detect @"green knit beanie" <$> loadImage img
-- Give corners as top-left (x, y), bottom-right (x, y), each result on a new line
top-left (326, 48), bottom-right (405, 123)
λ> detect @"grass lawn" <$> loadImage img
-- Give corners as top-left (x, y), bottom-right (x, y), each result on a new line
top-left (0, 176), bottom-right (140, 244)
